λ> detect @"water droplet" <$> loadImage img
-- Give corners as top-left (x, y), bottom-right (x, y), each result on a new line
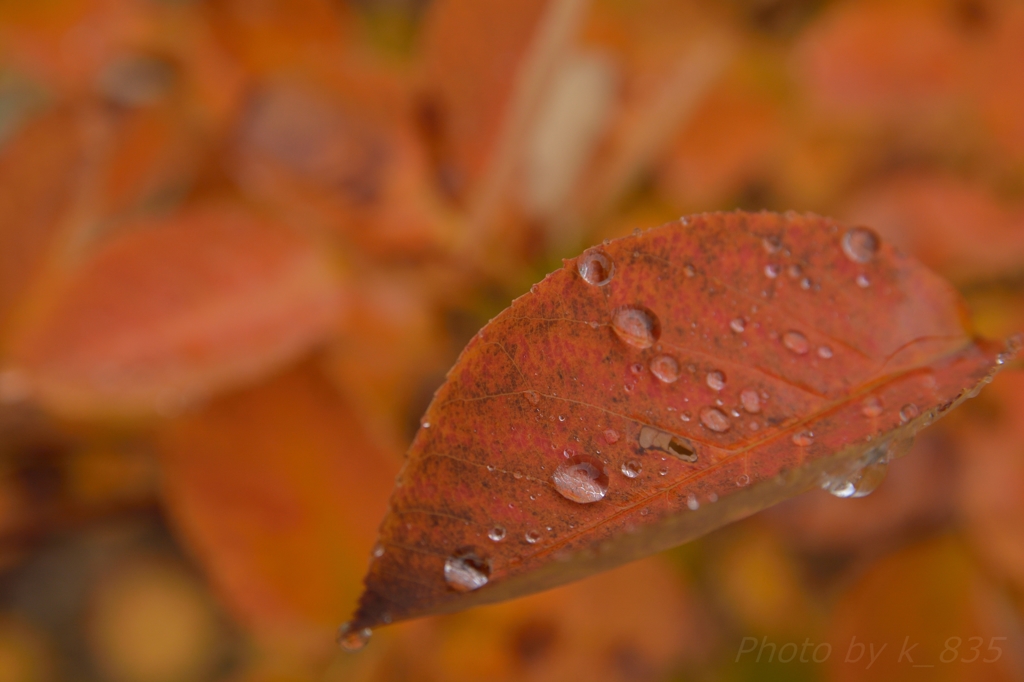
top-left (604, 429), bottom-right (620, 443)
top-left (748, 420), bottom-right (760, 431)
top-left (578, 248), bottom-right (614, 285)
top-left (700, 407), bottom-right (730, 432)
top-left (611, 307), bottom-right (659, 349)
top-left (739, 388), bottom-right (761, 413)
top-left (788, 264), bottom-right (803, 279)
top-left (512, 471), bottom-right (523, 479)
top-left (800, 277), bottom-right (812, 290)
top-left (630, 362), bottom-right (644, 375)
top-left (421, 420), bottom-right (431, 428)
top-left (856, 274), bottom-right (870, 288)
top-left (899, 403), bottom-right (919, 423)
top-left (488, 526), bottom-right (506, 542)
top-left (792, 430), bottom-right (814, 446)
top-left (782, 331), bottom-right (810, 355)
top-left (842, 226), bottom-right (880, 263)
top-left (763, 235), bottom-right (782, 253)
top-left (552, 454), bottom-right (609, 503)
top-left (658, 466), bottom-right (668, 476)
top-left (817, 345), bottom-right (833, 359)
top-left (525, 530), bottom-right (541, 544)
top-left (621, 460), bottom-right (642, 478)
top-left (736, 474), bottom-right (751, 487)
top-left (444, 550), bottom-right (490, 591)
top-left (765, 264), bottom-right (780, 278)
top-left (524, 390), bottom-right (540, 405)
top-left (729, 318), bottom-right (746, 333)
top-left (372, 544), bottom-right (385, 558)
top-left (680, 411), bottom-right (691, 422)
top-left (337, 623), bottom-right (372, 652)
top-left (706, 370), bottom-right (726, 391)
top-left (683, 264), bottom-right (696, 277)
top-left (686, 493), bottom-right (699, 510)
top-left (558, 414), bottom-right (566, 422)
top-left (649, 355), bottom-right (680, 383)
top-left (862, 396), bottom-right (883, 417)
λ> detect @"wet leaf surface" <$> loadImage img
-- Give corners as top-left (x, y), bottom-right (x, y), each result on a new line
top-left (350, 211), bottom-right (1017, 631)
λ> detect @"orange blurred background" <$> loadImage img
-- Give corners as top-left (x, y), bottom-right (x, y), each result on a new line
top-left (1, 0), bottom-right (1024, 680)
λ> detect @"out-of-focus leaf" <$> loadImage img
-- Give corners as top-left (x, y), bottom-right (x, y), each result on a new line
top-left (157, 364), bottom-right (399, 652)
top-left (349, 211), bottom-right (1014, 631)
top-left (825, 535), bottom-right (1024, 681)
top-left (3, 204), bottom-right (344, 418)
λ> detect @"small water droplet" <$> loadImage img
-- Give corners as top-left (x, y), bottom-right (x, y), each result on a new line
top-left (800, 277), bottom-right (812, 290)
top-left (372, 544), bottom-right (385, 558)
top-left (748, 420), bottom-right (760, 431)
top-left (736, 474), bottom-right (751, 487)
top-left (578, 248), bottom-right (614, 286)
top-left (621, 460), bottom-right (642, 478)
top-left (658, 466), bottom-right (669, 476)
top-left (856, 274), bottom-right (870, 288)
top-left (649, 355), bottom-right (680, 383)
top-left (700, 407), bottom-right (730, 432)
top-left (444, 550), bottom-right (490, 591)
top-left (706, 370), bottom-right (726, 391)
top-left (899, 403), bottom-right (920, 423)
top-left (525, 530), bottom-right (541, 544)
top-left (792, 430), bottom-right (814, 446)
top-left (782, 330), bottom-right (810, 355)
top-left (421, 421), bottom-right (431, 428)
top-left (488, 526), bottom-right (506, 542)
top-left (817, 345), bottom-right (833, 359)
top-left (765, 264), bottom-right (780, 278)
top-left (513, 471), bottom-right (523, 479)
top-left (788, 264), bottom-right (803, 279)
top-left (337, 623), bottom-right (372, 652)
top-left (552, 454), bottom-right (609, 503)
top-left (683, 264), bottom-right (696, 277)
top-left (558, 414), bottom-right (566, 422)
top-left (842, 226), bottom-right (880, 263)
top-left (862, 396), bottom-right (883, 417)
top-left (611, 307), bottom-right (659, 349)
top-left (604, 428), bottom-right (620, 443)
top-left (686, 493), bottom-right (699, 510)
top-left (730, 318), bottom-right (746, 333)
top-left (680, 411), bottom-right (691, 422)
top-left (524, 390), bottom-right (540, 405)
top-left (763, 235), bottom-right (782, 253)
top-left (740, 388), bottom-right (761, 413)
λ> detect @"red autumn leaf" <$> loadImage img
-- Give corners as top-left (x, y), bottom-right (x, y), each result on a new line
top-left (1, 204), bottom-right (343, 417)
top-left (347, 211), bottom-right (1017, 637)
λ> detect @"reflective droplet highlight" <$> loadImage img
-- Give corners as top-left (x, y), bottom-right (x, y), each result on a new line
top-left (706, 370), bottom-right (726, 391)
top-left (444, 550), bottom-right (490, 592)
top-left (337, 623), bottom-right (372, 652)
top-left (782, 331), bottom-right (810, 355)
top-left (862, 396), bottom-right (883, 417)
top-left (650, 355), bottom-right (680, 383)
top-left (899, 403), bottom-right (920, 423)
top-left (488, 526), bottom-right (506, 542)
top-left (817, 345), bottom-right (833, 359)
top-left (740, 388), bottom-right (761, 414)
top-left (525, 530), bottom-right (541, 544)
top-left (765, 264), bottom-right (780, 278)
top-left (621, 460), bottom-right (642, 478)
top-left (730, 318), bottom-right (746, 333)
top-left (578, 248), bottom-right (614, 285)
top-left (700, 407), bottom-right (730, 432)
top-left (856, 274), bottom-right (870, 288)
top-left (552, 454), bottom-right (609, 504)
top-left (842, 226), bottom-right (880, 263)
top-left (611, 307), bottom-right (659, 349)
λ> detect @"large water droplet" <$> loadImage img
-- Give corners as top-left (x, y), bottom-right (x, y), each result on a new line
top-left (621, 460), bottom-right (642, 478)
top-left (336, 623), bottom-right (372, 652)
top-left (700, 407), bottom-right (730, 432)
top-left (792, 430), bottom-right (814, 446)
top-left (821, 440), bottom-right (901, 498)
top-left (862, 396), bottom-right (883, 417)
top-left (552, 454), bottom-right (609, 503)
top-left (444, 550), bottom-right (490, 592)
top-left (706, 370), bottom-right (726, 391)
top-left (578, 248), bottom-right (614, 285)
top-left (782, 331), bottom-right (810, 355)
top-left (611, 307), bottom-right (659, 349)
top-left (488, 526), bottom-right (506, 542)
top-left (649, 355), bottom-right (679, 383)
top-left (899, 403), bottom-right (919, 423)
top-left (842, 227), bottom-right (880, 263)
top-left (740, 388), bottom-right (761, 413)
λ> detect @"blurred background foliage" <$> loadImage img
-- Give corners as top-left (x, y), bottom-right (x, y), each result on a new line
top-left (0, 0), bottom-right (1024, 680)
